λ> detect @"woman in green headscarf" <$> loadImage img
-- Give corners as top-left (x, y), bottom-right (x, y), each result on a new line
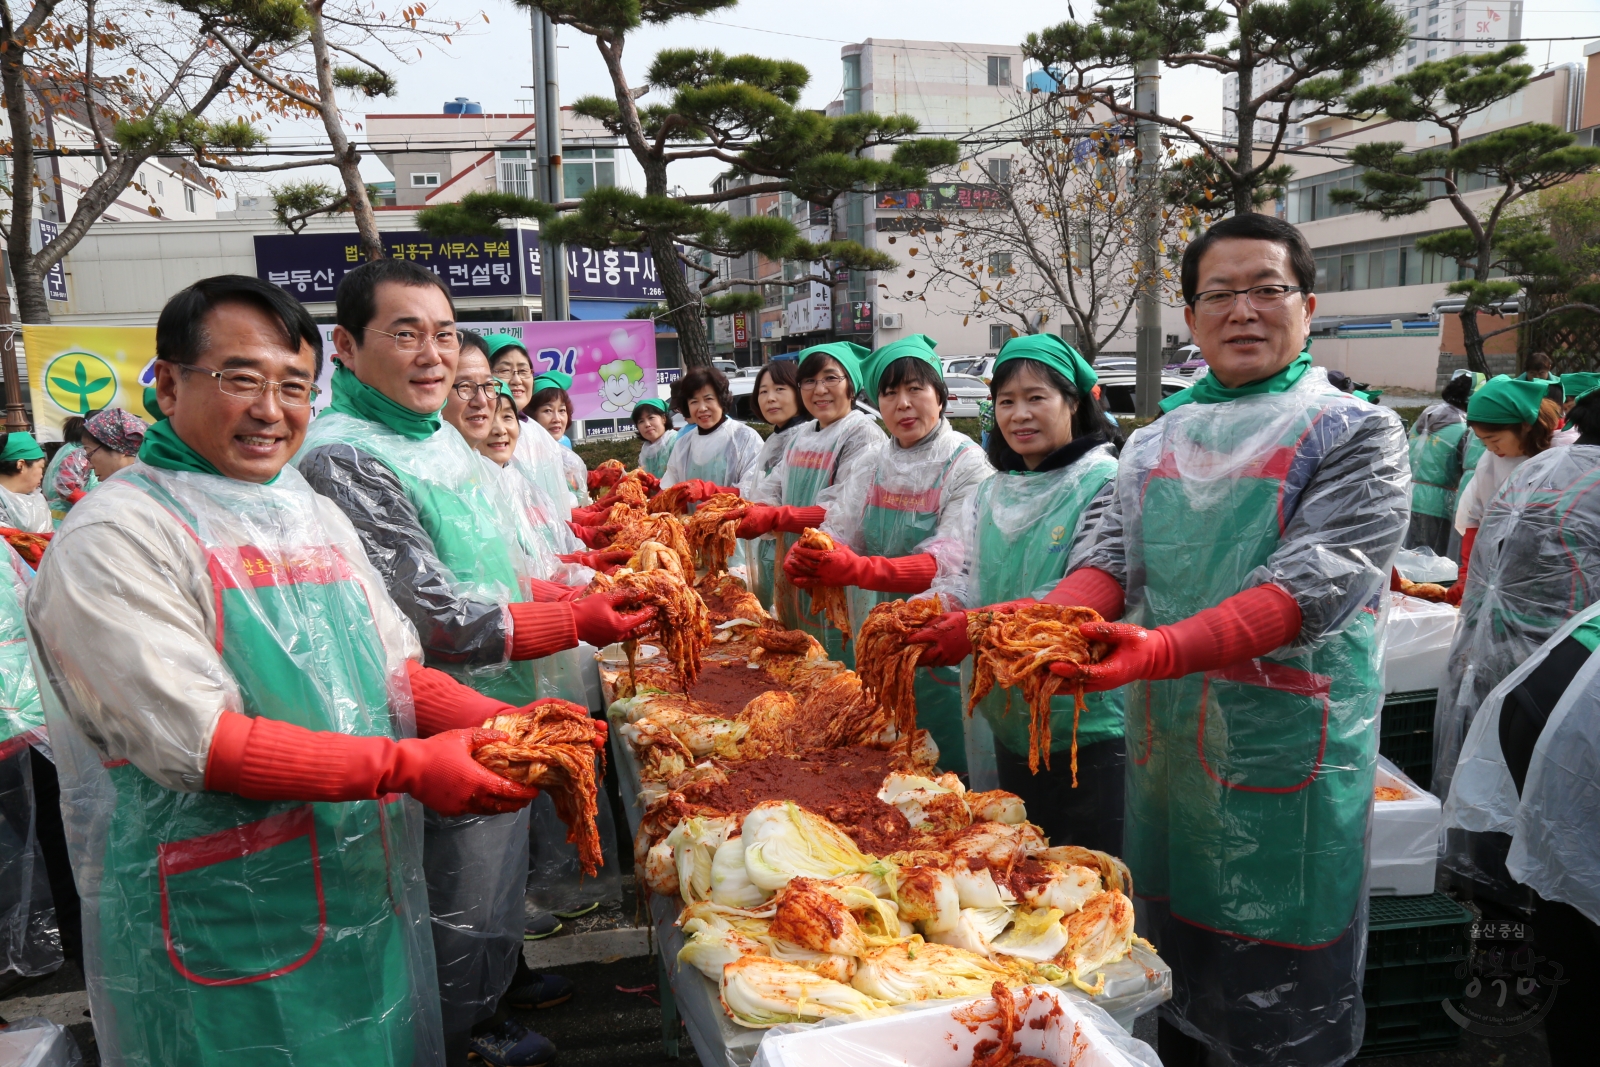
top-left (904, 335), bottom-right (1125, 849)
top-left (0, 433), bottom-right (52, 533)
top-left (1445, 375), bottom-right (1562, 605)
top-left (631, 398), bottom-right (677, 480)
top-left (783, 335), bottom-right (993, 770)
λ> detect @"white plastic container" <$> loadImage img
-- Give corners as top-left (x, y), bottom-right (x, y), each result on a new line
top-left (1383, 592), bottom-right (1459, 694)
top-left (751, 985), bottom-right (1158, 1067)
top-left (1369, 756), bottom-right (1442, 896)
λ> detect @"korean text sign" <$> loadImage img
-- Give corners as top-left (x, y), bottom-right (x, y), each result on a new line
top-left (255, 231), bottom-right (521, 299)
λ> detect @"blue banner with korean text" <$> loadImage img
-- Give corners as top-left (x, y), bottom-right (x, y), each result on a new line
top-left (519, 235), bottom-right (666, 300)
top-left (254, 231), bottom-right (522, 300)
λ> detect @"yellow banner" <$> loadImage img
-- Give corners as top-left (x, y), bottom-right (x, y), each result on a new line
top-left (22, 326), bottom-right (158, 440)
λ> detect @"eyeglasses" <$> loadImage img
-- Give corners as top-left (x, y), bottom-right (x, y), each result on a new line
top-left (801, 374), bottom-right (849, 391)
top-left (1191, 284), bottom-right (1307, 316)
top-left (494, 365), bottom-right (535, 380)
top-left (366, 327), bottom-right (460, 352)
top-left (177, 364), bottom-right (320, 406)
top-left (452, 380), bottom-right (500, 401)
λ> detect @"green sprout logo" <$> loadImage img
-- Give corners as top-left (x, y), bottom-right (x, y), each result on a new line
top-left (45, 352), bottom-right (118, 414)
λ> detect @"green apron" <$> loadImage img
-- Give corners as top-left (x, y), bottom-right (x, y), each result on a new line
top-left (968, 448), bottom-right (1124, 762)
top-left (0, 544), bottom-right (41, 751)
top-left (1408, 418), bottom-right (1467, 520)
top-left (1123, 395), bottom-right (1382, 947)
top-left (681, 425), bottom-right (749, 580)
top-left (95, 467), bottom-right (437, 1067)
top-left (772, 429), bottom-right (866, 664)
top-left (851, 448), bottom-right (973, 773)
top-left (300, 413), bottom-right (539, 705)
top-left (1455, 430), bottom-right (1487, 511)
top-left (638, 435), bottom-right (675, 480)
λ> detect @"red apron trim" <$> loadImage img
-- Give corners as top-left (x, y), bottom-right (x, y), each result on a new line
top-left (1196, 665), bottom-right (1330, 795)
top-left (1169, 907), bottom-right (1354, 951)
top-left (865, 483), bottom-right (942, 514)
top-left (0, 727), bottom-right (43, 761)
top-left (786, 449), bottom-right (836, 471)
top-left (1146, 444), bottom-right (1297, 484)
top-left (208, 545), bottom-right (356, 592)
top-left (158, 804), bottom-right (326, 986)
top-left (102, 758), bottom-right (131, 769)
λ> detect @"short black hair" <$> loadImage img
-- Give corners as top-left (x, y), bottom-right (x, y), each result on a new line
top-left (673, 365), bottom-right (734, 420)
top-left (796, 351), bottom-right (856, 403)
top-left (334, 258), bottom-right (455, 343)
top-left (1181, 213), bottom-right (1316, 306)
top-left (60, 416), bottom-right (86, 446)
top-left (530, 386), bottom-right (572, 419)
top-left (752, 359), bottom-right (807, 429)
top-left (156, 274), bottom-right (324, 377)
top-left (1442, 374), bottom-right (1473, 409)
top-left (1525, 351), bottom-right (1553, 375)
top-left (875, 356), bottom-right (948, 413)
top-left (984, 357), bottom-right (1120, 470)
top-left (458, 328), bottom-right (489, 358)
top-left (1570, 389), bottom-right (1600, 441)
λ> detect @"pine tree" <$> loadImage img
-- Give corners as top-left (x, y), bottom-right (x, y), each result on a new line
top-left (501, 1), bottom-right (957, 368)
top-left (1024, 0), bottom-right (1407, 215)
top-left (1333, 45), bottom-right (1600, 373)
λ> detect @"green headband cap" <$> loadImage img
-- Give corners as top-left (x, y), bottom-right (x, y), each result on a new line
top-left (633, 397), bottom-right (670, 419)
top-left (994, 334), bottom-right (1098, 396)
top-left (533, 370), bottom-right (573, 393)
top-left (1467, 374), bottom-right (1548, 426)
top-left (493, 377), bottom-right (516, 404)
top-left (0, 432), bottom-right (45, 463)
top-left (1560, 372), bottom-right (1600, 404)
top-left (481, 334), bottom-right (528, 359)
top-left (864, 334), bottom-right (940, 399)
top-left (795, 341), bottom-right (870, 392)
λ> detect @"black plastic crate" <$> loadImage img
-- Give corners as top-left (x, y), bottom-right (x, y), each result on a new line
top-left (1357, 894), bottom-right (1472, 1058)
top-left (1380, 690), bottom-right (1437, 737)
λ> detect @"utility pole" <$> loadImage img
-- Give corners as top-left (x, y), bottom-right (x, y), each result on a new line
top-left (530, 9), bottom-right (569, 322)
top-left (1133, 57), bottom-right (1163, 420)
top-left (0, 287), bottom-right (27, 432)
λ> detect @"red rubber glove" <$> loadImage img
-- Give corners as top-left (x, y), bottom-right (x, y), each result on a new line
top-left (1043, 566), bottom-right (1127, 622)
top-left (1445, 527), bottom-right (1476, 607)
top-left (558, 550), bottom-right (632, 572)
top-left (568, 522), bottom-right (620, 548)
top-left (680, 479), bottom-right (737, 502)
top-left (569, 506), bottom-right (614, 527)
top-left (784, 542), bottom-right (938, 593)
top-left (526, 576), bottom-right (586, 603)
top-left (405, 662), bottom-right (513, 735)
top-left (204, 710), bottom-right (539, 816)
top-left (906, 610), bottom-right (970, 667)
top-left (736, 505), bottom-right (827, 539)
top-left (1049, 583), bottom-right (1303, 693)
top-left (570, 590), bottom-right (655, 647)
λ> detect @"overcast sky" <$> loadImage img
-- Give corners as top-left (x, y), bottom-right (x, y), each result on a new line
top-left (222, 0), bottom-right (1600, 203)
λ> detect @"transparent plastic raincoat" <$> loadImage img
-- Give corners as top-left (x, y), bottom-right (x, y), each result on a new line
top-left (823, 419), bottom-right (992, 770)
top-left (0, 541), bottom-right (61, 980)
top-left (26, 464), bottom-right (443, 1067)
top-left (42, 443), bottom-right (95, 527)
top-left (1404, 402), bottom-right (1467, 555)
top-left (637, 431), bottom-right (677, 481)
top-left (737, 421), bottom-right (806, 610)
top-left (557, 442), bottom-right (591, 507)
top-left (0, 486), bottom-right (50, 534)
top-left (1434, 444), bottom-right (1600, 813)
top-left (749, 410), bottom-right (885, 659)
top-left (513, 414), bottom-right (579, 513)
top-left (1075, 367), bottom-right (1409, 1067)
top-left (1444, 603), bottom-right (1600, 922)
top-left (297, 413), bottom-right (545, 1042)
top-left (665, 417), bottom-right (765, 580)
top-left (949, 444), bottom-right (1122, 788)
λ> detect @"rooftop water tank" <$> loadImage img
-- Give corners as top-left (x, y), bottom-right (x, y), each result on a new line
top-left (443, 97), bottom-right (483, 115)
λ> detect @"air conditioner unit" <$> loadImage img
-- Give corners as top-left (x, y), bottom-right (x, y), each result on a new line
top-left (879, 313), bottom-right (904, 329)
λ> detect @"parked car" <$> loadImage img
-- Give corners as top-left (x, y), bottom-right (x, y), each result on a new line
top-left (945, 356), bottom-right (995, 381)
top-left (1093, 371), bottom-right (1191, 415)
top-left (729, 372), bottom-right (757, 420)
top-left (943, 374), bottom-right (990, 419)
top-left (1165, 344), bottom-right (1207, 378)
top-left (713, 359), bottom-right (738, 376)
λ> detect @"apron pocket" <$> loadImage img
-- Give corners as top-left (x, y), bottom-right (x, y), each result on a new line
top-left (1197, 660), bottom-right (1330, 793)
top-left (158, 804), bottom-right (326, 985)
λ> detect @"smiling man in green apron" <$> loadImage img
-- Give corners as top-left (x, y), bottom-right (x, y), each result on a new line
top-left (26, 275), bottom-right (560, 1067)
top-left (296, 260), bottom-right (649, 1065)
top-left (1045, 215), bottom-right (1410, 1067)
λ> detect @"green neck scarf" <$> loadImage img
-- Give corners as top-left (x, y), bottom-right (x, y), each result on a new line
top-left (324, 360), bottom-right (443, 441)
top-left (1161, 350), bottom-right (1314, 413)
top-left (137, 416), bottom-right (232, 480)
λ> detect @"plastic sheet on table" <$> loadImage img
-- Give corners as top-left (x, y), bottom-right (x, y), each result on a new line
top-left (750, 984), bottom-right (1160, 1067)
top-left (0, 1017), bottom-right (81, 1067)
top-left (1392, 546), bottom-right (1458, 585)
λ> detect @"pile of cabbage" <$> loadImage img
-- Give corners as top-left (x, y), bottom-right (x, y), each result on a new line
top-left (643, 775), bottom-right (1139, 1029)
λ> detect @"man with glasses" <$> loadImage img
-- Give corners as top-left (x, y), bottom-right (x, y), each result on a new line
top-left (296, 258), bottom-right (647, 1066)
top-left (27, 274), bottom-right (551, 1066)
top-left (1041, 214), bottom-right (1410, 1067)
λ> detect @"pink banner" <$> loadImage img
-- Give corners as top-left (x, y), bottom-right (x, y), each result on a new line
top-left (473, 319), bottom-right (658, 421)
